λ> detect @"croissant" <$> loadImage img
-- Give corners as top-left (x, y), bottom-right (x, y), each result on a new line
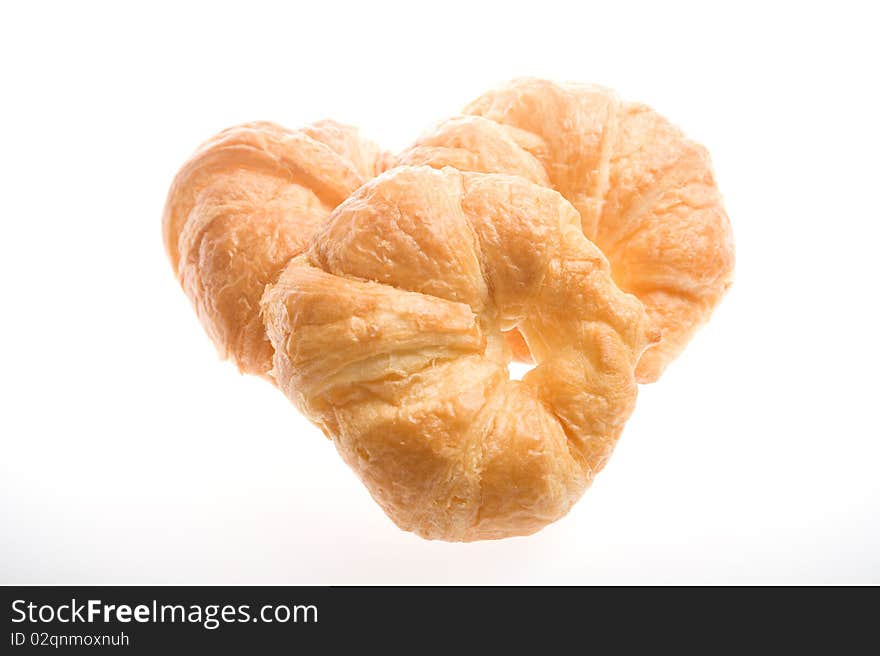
top-left (162, 120), bottom-right (388, 377)
top-left (395, 78), bottom-right (735, 382)
top-left (261, 166), bottom-right (658, 540)
top-left (163, 81), bottom-right (732, 540)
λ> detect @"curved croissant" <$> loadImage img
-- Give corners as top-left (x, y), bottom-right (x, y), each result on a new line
top-left (162, 120), bottom-right (388, 376)
top-left (261, 166), bottom-right (658, 540)
top-left (396, 78), bottom-right (735, 382)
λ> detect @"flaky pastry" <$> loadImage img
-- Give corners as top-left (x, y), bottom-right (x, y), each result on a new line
top-left (163, 81), bottom-right (733, 540)
top-left (396, 78), bottom-right (735, 382)
top-left (260, 166), bottom-right (658, 540)
top-left (162, 120), bottom-right (389, 377)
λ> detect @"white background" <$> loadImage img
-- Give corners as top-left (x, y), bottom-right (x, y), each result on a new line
top-left (2, 1), bottom-right (878, 584)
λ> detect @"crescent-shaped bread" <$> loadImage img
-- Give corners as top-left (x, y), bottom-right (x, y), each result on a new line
top-left (162, 120), bottom-right (388, 376)
top-left (261, 166), bottom-right (658, 540)
top-left (396, 78), bottom-right (735, 382)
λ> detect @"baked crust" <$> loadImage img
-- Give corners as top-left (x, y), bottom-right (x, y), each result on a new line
top-left (396, 79), bottom-right (735, 382)
top-left (261, 166), bottom-right (658, 540)
top-left (162, 120), bottom-right (388, 376)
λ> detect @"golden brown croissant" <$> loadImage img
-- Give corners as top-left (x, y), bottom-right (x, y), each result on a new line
top-left (395, 78), bottom-right (735, 382)
top-left (162, 120), bottom-right (389, 377)
top-left (261, 166), bottom-right (658, 540)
